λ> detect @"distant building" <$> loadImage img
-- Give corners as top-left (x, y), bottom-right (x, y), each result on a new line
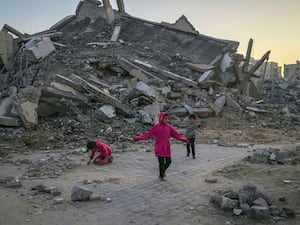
top-left (284, 60), bottom-right (300, 82)
top-left (250, 58), bottom-right (282, 80)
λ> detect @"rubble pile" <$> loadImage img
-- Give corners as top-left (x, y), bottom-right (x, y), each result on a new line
top-left (244, 145), bottom-right (300, 165)
top-left (0, 0), bottom-right (299, 151)
top-left (211, 181), bottom-right (295, 221)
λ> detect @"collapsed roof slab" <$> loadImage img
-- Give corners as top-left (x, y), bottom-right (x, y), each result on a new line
top-left (118, 15), bottom-right (239, 81)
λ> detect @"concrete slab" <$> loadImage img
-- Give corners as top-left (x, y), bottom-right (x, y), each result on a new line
top-left (0, 115), bottom-right (22, 127)
top-left (25, 37), bottom-right (56, 61)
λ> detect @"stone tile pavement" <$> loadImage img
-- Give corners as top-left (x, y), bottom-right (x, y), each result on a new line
top-left (0, 143), bottom-right (251, 225)
top-left (70, 143), bottom-right (250, 225)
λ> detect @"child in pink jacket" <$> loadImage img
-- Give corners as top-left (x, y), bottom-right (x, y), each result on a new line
top-left (134, 112), bottom-right (189, 181)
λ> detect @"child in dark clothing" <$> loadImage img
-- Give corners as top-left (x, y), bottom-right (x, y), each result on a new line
top-left (185, 114), bottom-right (197, 159)
top-left (134, 112), bottom-right (189, 181)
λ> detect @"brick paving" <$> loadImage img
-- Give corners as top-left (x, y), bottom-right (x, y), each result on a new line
top-left (0, 143), bottom-right (251, 225)
top-left (71, 143), bottom-right (250, 225)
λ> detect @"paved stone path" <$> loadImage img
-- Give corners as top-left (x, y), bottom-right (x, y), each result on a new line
top-left (66, 143), bottom-right (250, 225)
top-left (1, 143), bottom-right (252, 225)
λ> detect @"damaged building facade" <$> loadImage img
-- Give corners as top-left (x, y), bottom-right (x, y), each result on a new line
top-left (0, 0), bottom-right (299, 137)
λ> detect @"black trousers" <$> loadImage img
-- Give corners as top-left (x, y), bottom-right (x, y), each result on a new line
top-left (186, 138), bottom-right (195, 156)
top-left (157, 156), bottom-right (171, 178)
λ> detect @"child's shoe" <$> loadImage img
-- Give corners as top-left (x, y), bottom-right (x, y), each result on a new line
top-left (159, 176), bottom-right (166, 181)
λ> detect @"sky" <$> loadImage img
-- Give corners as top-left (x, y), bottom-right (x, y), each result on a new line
top-left (0, 0), bottom-right (299, 69)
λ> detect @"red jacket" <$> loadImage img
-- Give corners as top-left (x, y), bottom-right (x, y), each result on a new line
top-left (134, 112), bottom-right (189, 157)
top-left (90, 140), bottom-right (112, 159)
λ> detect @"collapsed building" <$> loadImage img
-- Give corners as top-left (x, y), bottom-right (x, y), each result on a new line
top-left (0, 0), bottom-right (299, 141)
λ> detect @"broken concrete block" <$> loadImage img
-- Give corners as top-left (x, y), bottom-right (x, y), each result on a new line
top-left (220, 52), bottom-right (233, 72)
top-left (136, 110), bottom-right (153, 124)
top-left (53, 197), bottom-right (64, 205)
top-left (242, 79), bottom-right (261, 99)
top-left (134, 60), bottom-right (199, 87)
top-left (198, 70), bottom-right (214, 83)
top-left (219, 71), bottom-right (236, 86)
top-left (71, 185), bottom-right (93, 201)
top-left (253, 197), bottom-right (269, 209)
top-left (54, 74), bottom-right (86, 93)
top-left (249, 206), bottom-right (270, 219)
top-left (75, 0), bottom-right (106, 23)
top-left (116, 0), bottom-right (125, 13)
top-left (143, 102), bottom-right (164, 124)
top-left (0, 115), bottom-right (22, 127)
top-left (1, 24), bottom-right (27, 40)
top-left (0, 97), bottom-right (12, 116)
top-left (135, 81), bottom-right (157, 98)
top-left (11, 86), bottom-right (41, 128)
top-left (2, 177), bottom-right (22, 188)
top-left (183, 104), bottom-right (194, 115)
top-left (46, 81), bottom-right (88, 103)
top-left (110, 25), bottom-right (121, 42)
top-left (214, 195), bottom-right (238, 210)
top-left (24, 37), bottom-right (56, 61)
top-left (117, 57), bottom-right (162, 83)
top-left (0, 31), bottom-right (13, 70)
top-left (212, 95), bottom-right (226, 116)
top-left (161, 15), bottom-right (199, 34)
top-left (225, 94), bottom-right (242, 112)
top-left (98, 105), bottom-right (116, 118)
top-left (170, 107), bottom-right (212, 118)
top-left (242, 181), bottom-right (271, 204)
top-left (69, 74), bottom-right (133, 116)
top-left (102, 0), bottom-right (115, 24)
top-left (186, 62), bottom-right (214, 73)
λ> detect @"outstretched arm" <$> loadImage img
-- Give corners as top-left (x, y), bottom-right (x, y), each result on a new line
top-left (134, 126), bottom-right (156, 141)
top-left (170, 126), bottom-right (189, 143)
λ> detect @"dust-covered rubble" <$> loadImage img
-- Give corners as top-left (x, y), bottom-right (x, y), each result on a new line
top-left (0, 0), bottom-right (298, 151)
top-left (211, 181), bottom-right (295, 221)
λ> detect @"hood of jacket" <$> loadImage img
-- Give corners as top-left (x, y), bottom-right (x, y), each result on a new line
top-left (159, 112), bottom-right (168, 125)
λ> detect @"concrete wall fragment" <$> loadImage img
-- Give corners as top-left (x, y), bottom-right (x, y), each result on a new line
top-left (110, 25), bottom-right (121, 42)
top-left (117, 57), bottom-right (163, 83)
top-left (0, 31), bottom-right (13, 70)
top-left (116, 0), bottom-right (125, 13)
top-left (102, 0), bottom-right (115, 24)
top-left (1, 24), bottom-right (27, 40)
top-left (24, 37), bottom-right (56, 61)
top-left (161, 15), bottom-right (198, 34)
top-left (69, 74), bottom-right (132, 116)
top-left (45, 81), bottom-right (88, 103)
top-left (0, 97), bottom-right (12, 116)
top-left (186, 62), bottom-right (214, 73)
top-left (134, 60), bottom-right (199, 87)
top-left (75, 0), bottom-right (106, 23)
top-left (0, 115), bottom-right (22, 127)
top-left (11, 86), bottom-right (41, 128)
top-left (211, 95), bottom-right (226, 116)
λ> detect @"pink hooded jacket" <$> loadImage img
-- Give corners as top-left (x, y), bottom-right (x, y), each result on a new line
top-left (134, 112), bottom-right (189, 157)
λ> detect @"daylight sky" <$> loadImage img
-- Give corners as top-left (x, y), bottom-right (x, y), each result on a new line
top-left (1, 0), bottom-right (299, 68)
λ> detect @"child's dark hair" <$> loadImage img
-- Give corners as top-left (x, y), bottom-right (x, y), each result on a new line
top-left (189, 114), bottom-right (196, 119)
top-left (87, 141), bottom-right (96, 150)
